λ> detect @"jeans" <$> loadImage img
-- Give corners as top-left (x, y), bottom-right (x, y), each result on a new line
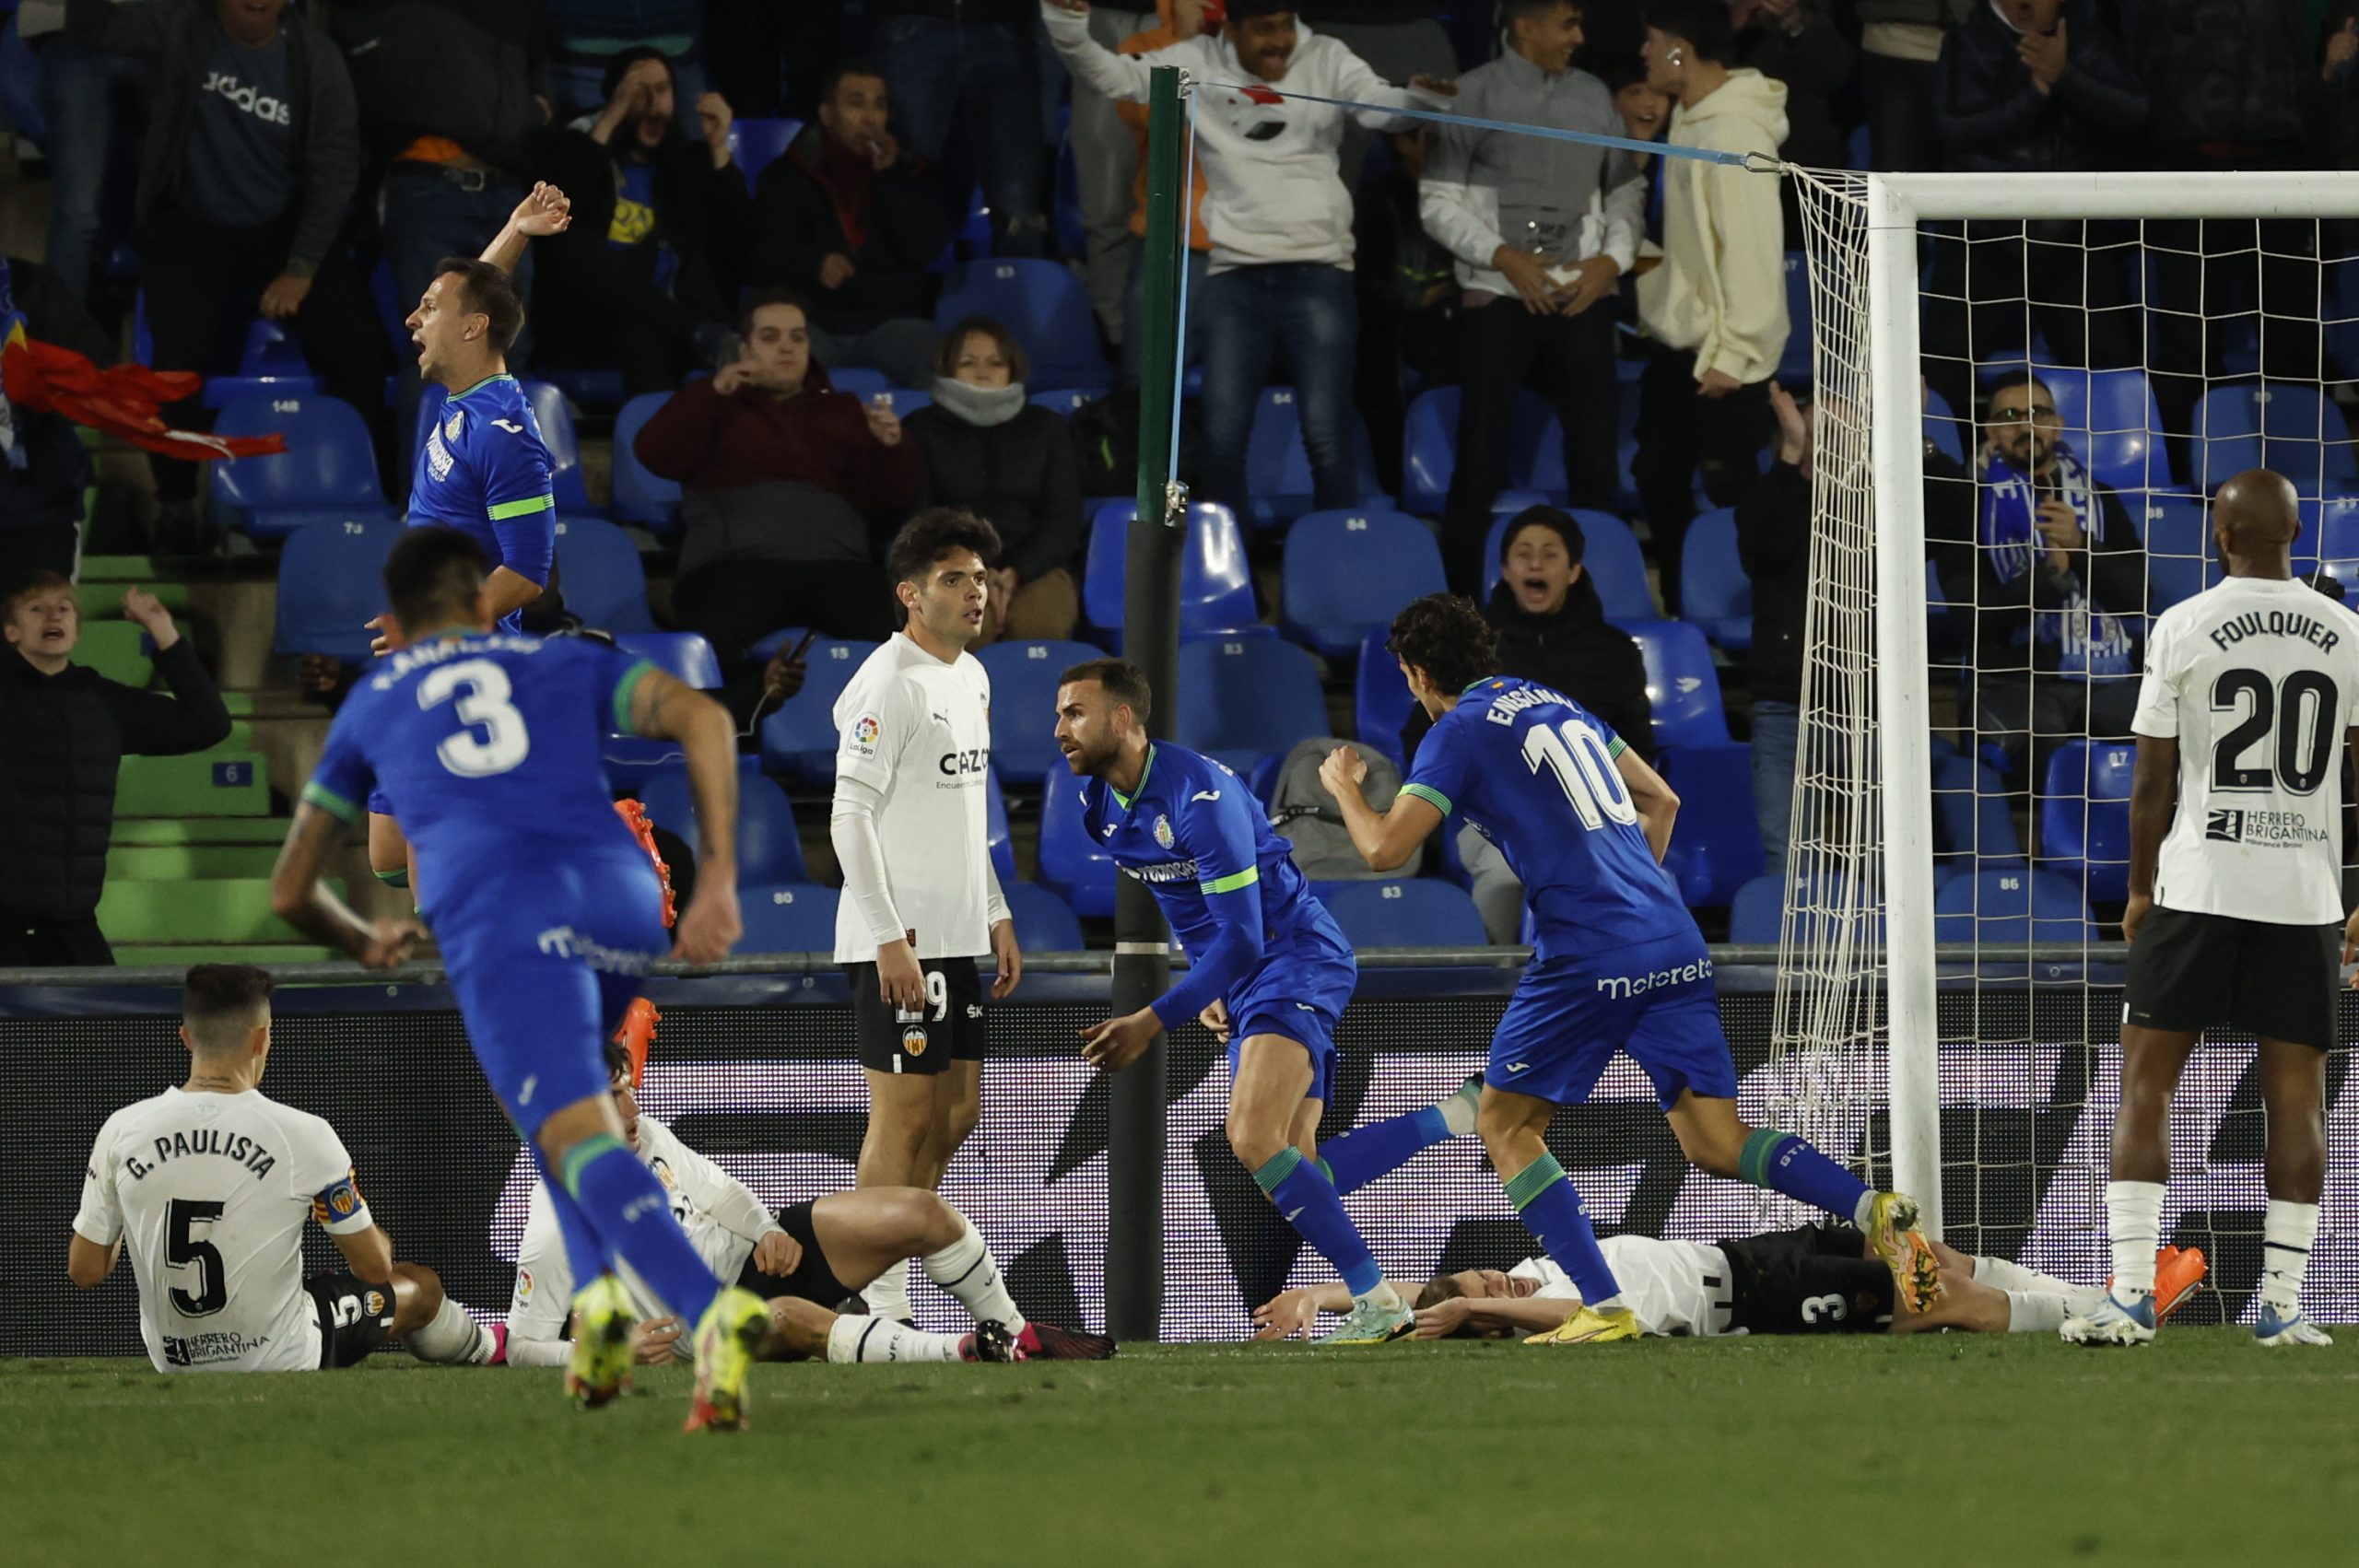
top-left (1861, 53), bottom-right (1938, 173)
top-left (809, 319), bottom-right (943, 391)
top-left (1632, 347), bottom-right (1773, 615)
top-left (1197, 263), bottom-right (1358, 516)
top-left (33, 38), bottom-right (147, 297)
top-left (1120, 244), bottom-right (1209, 387)
top-left (1064, 5), bottom-right (1153, 337)
top-left (874, 15), bottom-right (1045, 258)
top-left (1751, 698), bottom-right (1800, 879)
top-left (381, 170), bottom-right (534, 355)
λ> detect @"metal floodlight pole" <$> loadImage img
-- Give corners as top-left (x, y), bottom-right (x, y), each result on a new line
top-left (1105, 63), bottom-right (1189, 1343)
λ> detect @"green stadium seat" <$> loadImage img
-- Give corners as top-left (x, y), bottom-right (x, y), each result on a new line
top-left (97, 878), bottom-right (344, 945)
top-left (115, 750), bottom-right (269, 817)
top-left (76, 580), bottom-right (192, 620)
top-left (73, 620), bottom-right (155, 686)
top-left (79, 556), bottom-right (157, 581)
top-left (108, 844), bottom-right (283, 880)
top-left (113, 944), bottom-right (341, 966)
top-left (113, 817), bottom-right (291, 846)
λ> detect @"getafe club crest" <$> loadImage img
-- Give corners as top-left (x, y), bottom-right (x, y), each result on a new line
top-left (444, 408), bottom-right (464, 440)
top-left (1153, 814), bottom-right (1175, 849)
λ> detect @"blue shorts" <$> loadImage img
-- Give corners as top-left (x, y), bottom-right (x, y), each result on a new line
top-left (1488, 933), bottom-right (1738, 1110)
top-left (430, 848), bottom-right (669, 1135)
top-left (1225, 930), bottom-right (1357, 1105)
top-left (368, 786), bottom-right (393, 818)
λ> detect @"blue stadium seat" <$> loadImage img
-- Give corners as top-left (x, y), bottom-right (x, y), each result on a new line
top-left (876, 387), bottom-right (933, 418)
top-left (1039, 776), bottom-right (1119, 917)
top-left (2133, 491), bottom-right (2214, 610)
top-left (729, 117), bottom-right (804, 192)
top-left (1175, 638), bottom-right (1328, 777)
top-left (2313, 493), bottom-right (2359, 593)
top-left (1931, 753), bottom-right (2023, 871)
top-left (1083, 501), bottom-right (1263, 643)
top-left (1778, 252), bottom-right (1813, 386)
top-left (520, 380), bottom-right (598, 516)
top-left (1354, 626), bottom-right (1415, 769)
top-left (1625, 620), bottom-right (1730, 747)
top-left (1280, 509), bottom-right (1445, 655)
top-left (1030, 388), bottom-right (1097, 416)
top-left (1243, 387), bottom-right (1387, 528)
top-left (551, 517), bottom-right (656, 633)
top-left (979, 638), bottom-right (1107, 783)
top-left (640, 761), bottom-right (807, 885)
top-left (539, 369), bottom-right (627, 412)
top-left (2039, 739), bottom-right (2136, 903)
top-left (2038, 367), bottom-right (2165, 492)
top-left (934, 260), bottom-right (1112, 392)
top-left (1482, 509), bottom-right (1658, 620)
top-left (1923, 384), bottom-right (1967, 466)
top-left (1318, 879), bottom-right (1487, 947)
top-left (756, 637), bottom-right (879, 783)
top-left (210, 393), bottom-right (394, 540)
top-left (987, 771), bottom-right (1017, 885)
top-left (737, 881), bottom-right (839, 952)
top-left (611, 392), bottom-right (682, 533)
top-left (1932, 866), bottom-right (2095, 946)
top-left (1728, 875), bottom-right (1786, 944)
top-left (1401, 386), bottom-right (1558, 514)
top-left (615, 632), bottom-right (722, 688)
top-left (274, 518), bottom-right (397, 661)
top-left (2193, 381), bottom-right (2357, 495)
top-left (1002, 882), bottom-right (1085, 952)
top-left (824, 366), bottom-right (893, 402)
top-left (135, 294), bottom-right (320, 407)
top-left (1680, 508), bottom-right (1751, 649)
top-left (1658, 744), bottom-right (1763, 907)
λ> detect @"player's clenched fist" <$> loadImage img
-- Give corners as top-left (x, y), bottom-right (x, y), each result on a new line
top-left (750, 1229), bottom-right (804, 1276)
top-left (671, 882), bottom-right (742, 965)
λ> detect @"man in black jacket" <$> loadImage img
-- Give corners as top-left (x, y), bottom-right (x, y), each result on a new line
top-left (748, 62), bottom-right (954, 390)
top-left (0, 573), bottom-right (231, 965)
top-left (531, 49), bottom-right (753, 395)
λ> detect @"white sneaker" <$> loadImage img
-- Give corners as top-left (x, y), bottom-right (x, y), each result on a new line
top-left (2060, 1291), bottom-right (2156, 1347)
top-left (2255, 1305), bottom-right (2334, 1347)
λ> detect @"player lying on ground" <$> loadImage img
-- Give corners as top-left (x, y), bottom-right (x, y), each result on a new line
top-left (69, 964), bottom-right (499, 1373)
top-left (1321, 595), bottom-right (1943, 1346)
top-left (272, 528), bottom-right (772, 1432)
top-left (504, 1042), bottom-right (1113, 1369)
top-left (1255, 1223), bottom-right (2211, 1341)
top-left (1058, 659), bottom-right (1499, 1345)
top-left (2064, 471), bottom-right (2352, 1350)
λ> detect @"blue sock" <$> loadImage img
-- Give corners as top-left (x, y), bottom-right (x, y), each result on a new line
top-left (1317, 1106), bottom-right (1451, 1197)
top-left (1504, 1154), bottom-right (1623, 1306)
top-left (562, 1133), bottom-right (722, 1324)
top-left (1739, 1128), bottom-right (1872, 1223)
top-left (534, 1144), bottom-right (612, 1289)
top-left (1253, 1147), bottom-right (1383, 1298)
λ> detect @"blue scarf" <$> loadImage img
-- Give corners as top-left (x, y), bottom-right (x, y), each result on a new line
top-left (1978, 448), bottom-right (2136, 678)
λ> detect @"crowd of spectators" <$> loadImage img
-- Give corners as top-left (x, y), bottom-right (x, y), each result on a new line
top-left (12, 0), bottom-right (2359, 945)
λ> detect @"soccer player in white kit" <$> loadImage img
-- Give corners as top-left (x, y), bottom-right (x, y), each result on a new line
top-left (67, 965), bottom-right (497, 1372)
top-left (830, 508), bottom-right (1023, 1323)
top-left (2063, 471), bottom-right (2359, 1348)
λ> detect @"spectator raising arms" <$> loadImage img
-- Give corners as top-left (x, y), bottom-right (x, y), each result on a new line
top-left (633, 290), bottom-right (921, 720)
top-left (748, 62), bottom-right (955, 390)
top-left (904, 319), bottom-right (1086, 644)
top-left (1040, 0), bottom-right (1453, 521)
top-left (0, 576), bottom-right (231, 966)
top-left (530, 49), bottom-right (753, 395)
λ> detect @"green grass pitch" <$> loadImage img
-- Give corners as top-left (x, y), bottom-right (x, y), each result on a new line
top-left (9, 1333), bottom-right (2355, 1565)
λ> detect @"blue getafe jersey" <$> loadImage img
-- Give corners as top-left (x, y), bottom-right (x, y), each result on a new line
top-left (1078, 743), bottom-right (1344, 997)
top-left (407, 374), bottom-right (557, 633)
top-left (302, 633), bottom-right (653, 904)
top-left (1405, 677), bottom-right (1695, 954)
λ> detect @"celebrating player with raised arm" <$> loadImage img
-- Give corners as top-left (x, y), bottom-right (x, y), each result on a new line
top-left (1320, 595), bottom-right (1942, 1345)
top-left (2063, 472), bottom-right (2359, 1349)
top-left (69, 965), bottom-right (499, 1374)
top-left (269, 529), bottom-right (773, 1432)
top-left (829, 509), bottom-right (1023, 1325)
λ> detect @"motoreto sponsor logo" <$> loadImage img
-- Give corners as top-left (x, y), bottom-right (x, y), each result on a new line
top-left (1594, 957), bottom-right (1715, 1000)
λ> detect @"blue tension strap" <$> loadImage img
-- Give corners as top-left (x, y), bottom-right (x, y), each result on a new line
top-left (1196, 81), bottom-right (1768, 169)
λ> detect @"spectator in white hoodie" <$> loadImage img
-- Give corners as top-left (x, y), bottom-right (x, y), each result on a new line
top-left (1630, 0), bottom-right (1789, 614)
top-left (1042, 0), bottom-right (1450, 519)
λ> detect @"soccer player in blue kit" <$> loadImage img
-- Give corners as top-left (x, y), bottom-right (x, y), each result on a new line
top-left (1057, 659), bottom-right (1472, 1345)
top-left (1321, 595), bottom-right (1942, 1344)
top-left (270, 529), bottom-right (774, 1430)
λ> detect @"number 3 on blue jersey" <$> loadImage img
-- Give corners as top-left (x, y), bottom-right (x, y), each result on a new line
top-left (419, 658), bottom-right (531, 777)
top-left (1521, 718), bottom-right (1636, 830)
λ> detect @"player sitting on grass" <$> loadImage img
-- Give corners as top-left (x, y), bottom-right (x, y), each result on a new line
top-left (503, 1042), bottom-right (1114, 1371)
top-left (1321, 594), bottom-right (1944, 1345)
top-left (69, 965), bottom-right (499, 1373)
top-left (1256, 1224), bottom-right (2210, 1341)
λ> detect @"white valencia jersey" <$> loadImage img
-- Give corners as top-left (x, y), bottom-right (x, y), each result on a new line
top-left (2132, 576), bottom-right (2359, 925)
top-left (508, 1113), bottom-right (781, 1343)
top-left (831, 633), bottom-right (997, 962)
top-left (74, 1088), bottom-right (375, 1373)
top-left (1512, 1235), bottom-right (1731, 1337)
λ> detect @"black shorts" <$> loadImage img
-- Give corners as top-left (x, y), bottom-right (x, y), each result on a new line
top-left (733, 1200), bottom-right (856, 1305)
top-left (847, 956), bottom-right (987, 1074)
top-left (1720, 1223), bottom-right (1895, 1336)
top-left (2123, 906), bottom-right (2341, 1050)
top-left (305, 1270), bottom-right (397, 1368)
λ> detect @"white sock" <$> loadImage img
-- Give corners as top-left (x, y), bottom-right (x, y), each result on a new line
top-left (862, 1256), bottom-right (913, 1322)
top-left (405, 1296), bottom-right (495, 1364)
top-left (1438, 1076), bottom-right (1482, 1139)
top-left (825, 1311), bottom-right (966, 1363)
top-left (1355, 1281), bottom-right (1403, 1311)
top-left (1970, 1255), bottom-right (2085, 1297)
top-left (2003, 1290), bottom-right (2070, 1335)
top-left (921, 1213), bottom-right (1026, 1333)
top-left (2105, 1180), bottom-right (2165, 1297)
top-left (2260, 1199), bottom-right (2318, 1317)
